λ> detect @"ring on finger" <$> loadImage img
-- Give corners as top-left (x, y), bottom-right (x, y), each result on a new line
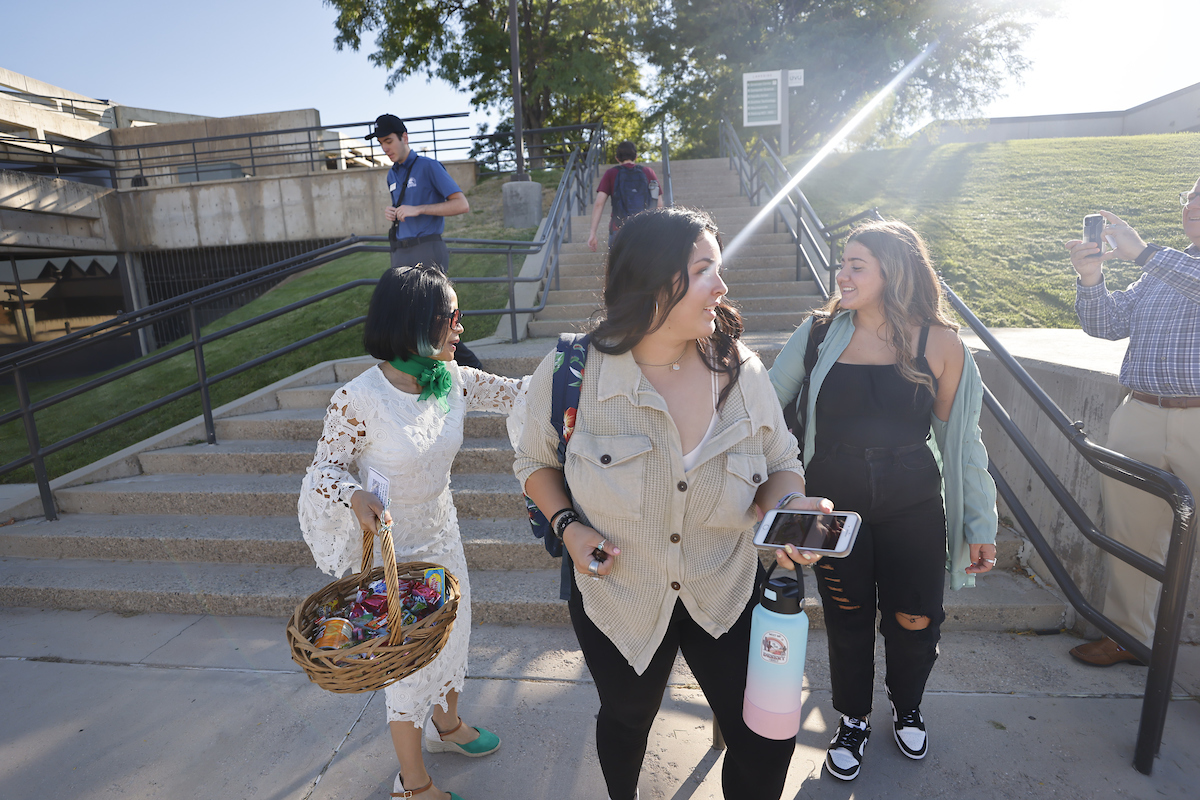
top-left (595, 539), bottom-right (606, 553)
top-left (588, 559), bottom-right (600, 576)
top-left (984, 557), bottom-right (997, 565)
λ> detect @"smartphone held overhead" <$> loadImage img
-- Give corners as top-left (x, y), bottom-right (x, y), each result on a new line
top-left (753, 509), bottom-right (862, 557)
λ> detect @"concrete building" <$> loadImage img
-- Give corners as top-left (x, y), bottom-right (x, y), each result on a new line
top-left (917, 80), bottom-right (1200, 144)
top-left (0, 68), bottom-right (475, 369)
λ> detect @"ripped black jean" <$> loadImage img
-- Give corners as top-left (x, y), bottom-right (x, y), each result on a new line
top-left (804, 441), bottom-right (947, 718)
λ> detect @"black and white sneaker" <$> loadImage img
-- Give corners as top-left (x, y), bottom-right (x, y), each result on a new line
top-left (888, 691), bottom-right (928, 760)
top-left (825, 715), bottom-right (870, 780)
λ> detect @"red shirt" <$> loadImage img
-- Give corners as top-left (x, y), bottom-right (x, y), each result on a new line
top-left (597, 163), bottom-right (658, 196)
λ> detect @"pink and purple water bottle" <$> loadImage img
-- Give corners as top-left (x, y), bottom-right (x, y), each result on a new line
top-left (743, 564), bottom-right (808, 739)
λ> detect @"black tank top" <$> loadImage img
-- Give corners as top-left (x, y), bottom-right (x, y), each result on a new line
top-left (813, 326), bottom-right (937, 452)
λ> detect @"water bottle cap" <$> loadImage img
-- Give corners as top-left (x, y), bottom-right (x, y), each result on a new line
top-left (760, 572), bottom-right (803, 615)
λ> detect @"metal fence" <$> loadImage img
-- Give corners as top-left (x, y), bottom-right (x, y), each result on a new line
top-left (0, 113), bottom-right (601, 189)
top-left (0, 125), bottom-right (604, 521)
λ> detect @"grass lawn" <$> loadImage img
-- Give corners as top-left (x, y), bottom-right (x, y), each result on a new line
top-left (0, 170), bottom-right (562, 484)
top-left (792, 132), bottom-right (1198, 328)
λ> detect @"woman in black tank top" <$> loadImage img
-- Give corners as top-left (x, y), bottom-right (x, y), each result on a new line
top-left (768, 220), bottom-right (999, 782)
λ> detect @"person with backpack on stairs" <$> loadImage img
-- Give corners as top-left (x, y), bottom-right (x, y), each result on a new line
top-left (518, 207), bottom-right (833, 800)
top-left (587, 140), bottom-right (663, 252)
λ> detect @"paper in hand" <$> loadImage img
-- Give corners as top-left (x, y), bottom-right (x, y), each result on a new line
top-left (366, 467), bottom-right (390, 507)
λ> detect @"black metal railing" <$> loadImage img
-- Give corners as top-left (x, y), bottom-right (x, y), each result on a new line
top-left (715, 122), bottom-right (1194, 774)
top-left (941, 289), bottom-right (1196, 775)
top-left (2, 125), bottom-right (604, 521)
top-left (0, 114), bottom-right (602, 189)
top-left (718, 119), bottom-right (858, 296)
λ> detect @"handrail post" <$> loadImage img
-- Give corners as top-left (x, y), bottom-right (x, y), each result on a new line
top-left (507, 248), bottom-right (519, 343)
top-left (14, 367), bottom-right (57, 521)
top-left (1134, 505), bottom-right (1197, 773)
top-left (188, 305), bottom-right (217, 444)
top-left (249, 134), bottom-right (257, 177)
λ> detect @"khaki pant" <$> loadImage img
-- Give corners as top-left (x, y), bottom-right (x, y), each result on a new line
top-left (1100, 396), bottom-right (1200, 646)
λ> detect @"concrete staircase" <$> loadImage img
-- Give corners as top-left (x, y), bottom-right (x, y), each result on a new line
top-left (530, 158), bottom-right (828, 338)
top-left (0, 337), bottom-right (1066, 634)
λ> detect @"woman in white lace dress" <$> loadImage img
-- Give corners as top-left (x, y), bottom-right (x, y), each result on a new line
top-left (298, 265), bottom-right (522, 800)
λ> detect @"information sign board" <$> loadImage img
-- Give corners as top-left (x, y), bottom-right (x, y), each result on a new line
top-left (743, 71), bottom-right (781, 127)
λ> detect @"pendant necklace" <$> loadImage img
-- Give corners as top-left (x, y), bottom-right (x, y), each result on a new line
top-left (635, 341), bottom-right (692, 371)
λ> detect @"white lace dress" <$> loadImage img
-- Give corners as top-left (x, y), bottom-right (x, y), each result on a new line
top-left (298, 362), bottom-right (523, 724)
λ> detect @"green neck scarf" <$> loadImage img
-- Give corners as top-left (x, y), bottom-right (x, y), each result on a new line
top-left (389, 354), bottom-right (452, 412)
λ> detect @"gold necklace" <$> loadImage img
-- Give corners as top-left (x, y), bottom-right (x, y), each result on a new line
top-left (634, 341), bottom-right (691, 371)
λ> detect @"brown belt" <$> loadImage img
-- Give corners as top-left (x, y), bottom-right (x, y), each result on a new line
top-left (1131, 391), bottom-right (1200, 409)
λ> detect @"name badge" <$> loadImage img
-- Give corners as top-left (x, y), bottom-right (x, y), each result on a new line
top-left (388, 183), bottom-right (396, 192)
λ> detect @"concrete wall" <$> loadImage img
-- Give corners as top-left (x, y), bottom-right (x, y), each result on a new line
top-left (921, 81), bottom-right (1200, 144)
top-left (0, 170), bottom-right (116, 252)
top-left (107, 109), bottom-right (324, 188)
top-left (965, 331), bottom-right (1200, 644)
top-left (0, 67), bottom-right (114, 138)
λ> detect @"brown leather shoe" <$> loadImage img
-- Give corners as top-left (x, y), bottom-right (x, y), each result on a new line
top-left (1069, 637), bottom-right (1146, 667)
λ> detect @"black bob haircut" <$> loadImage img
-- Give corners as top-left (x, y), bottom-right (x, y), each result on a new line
top-left (362, 264), bottom-right (454, 361)
top-left (591, 206), bottom-right (744, 407)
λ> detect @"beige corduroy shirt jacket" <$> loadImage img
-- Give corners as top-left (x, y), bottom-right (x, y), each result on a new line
top-left (514, 341), bottom-right (804, 675)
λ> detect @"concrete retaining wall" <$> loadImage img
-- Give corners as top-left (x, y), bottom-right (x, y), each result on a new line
top-left (968, 334), bottom-right (1200, 644)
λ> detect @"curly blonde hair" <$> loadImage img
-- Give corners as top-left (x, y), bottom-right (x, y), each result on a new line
top-left (818, 219), bottom-right (956, 393)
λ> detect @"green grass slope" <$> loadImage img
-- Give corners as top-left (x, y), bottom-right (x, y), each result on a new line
top-left (0, 171), bottom-right (559, 484)
top-left (794, 133), bottom-right (1198, 328)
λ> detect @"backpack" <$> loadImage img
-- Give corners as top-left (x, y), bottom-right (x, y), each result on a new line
top-left (522, 333), bottom-right (590, 600)
top-left (782, 314), bottom-right (830, 462)
top-left (610, 165), bottom-right (652, 229)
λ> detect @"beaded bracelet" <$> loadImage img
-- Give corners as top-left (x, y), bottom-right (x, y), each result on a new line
top-left (549, 507), bottom-right (574, 530)
top-left (553, 510), bottom-right (581, 541)
top-left (775, 491), bottom-right (807, 509)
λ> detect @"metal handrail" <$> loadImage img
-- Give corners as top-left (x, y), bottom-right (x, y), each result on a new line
top-left (1, 117), bottom-right (602, 187)
top-left (4, 125), bottom-right (604, 520)
top-left (942, 287), bottom-right (1195, 775)
top-left (717, 118), bottom-right (1195, 774)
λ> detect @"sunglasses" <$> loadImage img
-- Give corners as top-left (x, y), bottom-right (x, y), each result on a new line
top-left (445, 308), bottom-right (463, 328)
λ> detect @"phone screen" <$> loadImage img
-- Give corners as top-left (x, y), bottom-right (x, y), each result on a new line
top-left (762, 512), bottom-right (847, 551)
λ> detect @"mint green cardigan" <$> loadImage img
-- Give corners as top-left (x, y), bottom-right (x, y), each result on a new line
top-left (768, 311), bottom-right (998, 590)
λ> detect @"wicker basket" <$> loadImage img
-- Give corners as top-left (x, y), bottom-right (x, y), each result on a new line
top-left (286, 523), bottom-right (460, 694)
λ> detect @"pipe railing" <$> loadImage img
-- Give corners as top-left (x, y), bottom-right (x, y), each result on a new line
top-left (718, 119), bottom-right (1195, 774)
top-left (0, 116), bottom-right (602, 188)
top-left (942, 287), bottom-right (1195, 775)
top-left (659, 126), bottom-right (674, 208)
top-left (2, 126), bottom-right (605, 521)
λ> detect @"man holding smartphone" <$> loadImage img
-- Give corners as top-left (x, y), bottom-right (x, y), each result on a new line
top-left (1063, 178), bottom-right (1200, 666)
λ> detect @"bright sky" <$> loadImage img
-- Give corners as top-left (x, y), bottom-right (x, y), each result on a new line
top-left (2, 0), bottom-right (1197, 138)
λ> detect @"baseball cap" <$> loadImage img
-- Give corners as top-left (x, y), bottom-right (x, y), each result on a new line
top-left (365, 114), bottom-right (407, 140)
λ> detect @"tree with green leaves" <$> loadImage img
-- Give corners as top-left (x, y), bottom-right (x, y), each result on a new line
top-left (641, 0), bottom-right (1057, 157)
top-left (325, 0), bottom-right (655, 167)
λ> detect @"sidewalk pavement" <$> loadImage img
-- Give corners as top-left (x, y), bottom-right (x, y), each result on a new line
top-left (2, 608), bottom-right (1197, 800)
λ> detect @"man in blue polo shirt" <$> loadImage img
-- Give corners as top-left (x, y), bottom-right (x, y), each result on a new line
top-left (366, 114), bottom-right (481, 369)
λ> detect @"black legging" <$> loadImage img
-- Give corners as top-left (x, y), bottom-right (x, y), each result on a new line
top-left (568, 568), bottom-right (795, 800)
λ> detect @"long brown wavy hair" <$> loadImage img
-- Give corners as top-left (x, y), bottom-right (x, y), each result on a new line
top-left (590, 207), bottom-right (744, 408)
top-left (817, 219), bottom-right (957, 393)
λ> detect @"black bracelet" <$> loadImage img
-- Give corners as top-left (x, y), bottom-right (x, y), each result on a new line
top-left (1135, 244), bottom-right (1163, 267)
top-left (553, 510), bottom-right (581, 541)
top-left (549, 507), bottom-right (573, 529)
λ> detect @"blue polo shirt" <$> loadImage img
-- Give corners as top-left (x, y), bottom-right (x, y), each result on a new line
top-left (387, 151), bottom-right (463, 239)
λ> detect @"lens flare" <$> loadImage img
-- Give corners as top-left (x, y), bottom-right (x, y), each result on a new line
top-left (724, 41), bottom-right (941, 262)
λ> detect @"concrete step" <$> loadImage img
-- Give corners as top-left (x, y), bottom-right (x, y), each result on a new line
top-left (554, 254), bottom-right (800, 279)
top-left (557, 231), bottom-right (795, 254)
top-left (54, 472), bottom-right (526, 518)
top-left (570, 204), bottom-right (767, 231)
top-left (542, 280), bottom-right (819, 308)
top-left (553, 267), bottom-right (805, 292)
top-left (0, 556), bottom-right (1056, 627)
top-left (0, 557), bottom-right (566, 621)
top-left (215, 407), bottom-right (512, 440)
top-left (527, 310), bottom-right (815, 338)
top-left (0, 514), bottom-right (556, 571)
top-left (139, 437), bottom-right (514, 476)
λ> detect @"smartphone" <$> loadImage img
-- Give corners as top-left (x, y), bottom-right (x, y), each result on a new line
top-left (1083, 214), bottom-right (1105, 252)
top-left (753, 509), bottom-right (862, 558)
